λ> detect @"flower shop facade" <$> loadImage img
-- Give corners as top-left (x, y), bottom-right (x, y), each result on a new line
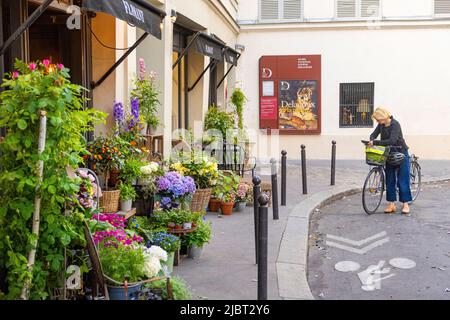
top-left (0, 0), bottom-right (249, 301)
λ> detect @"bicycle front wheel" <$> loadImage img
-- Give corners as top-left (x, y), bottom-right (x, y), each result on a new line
top-left (362, 167), bottom-right (385, 215)
top-left (410, 161), bottom-right (421, 202)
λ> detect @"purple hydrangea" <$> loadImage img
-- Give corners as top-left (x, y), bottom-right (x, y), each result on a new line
top-left (157, 177), bottom-right (170, 191)
top-left (161, 197), bottom-right (172, 206)
top-left (183, 176), bottom-right (196, 194)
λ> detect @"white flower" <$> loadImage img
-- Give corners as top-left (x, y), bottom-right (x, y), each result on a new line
top-left (140, 162), bottom-right (160, 175)
top-left (143, 256), bottom-right (161, 278)
top-left (147, 245), bottom-right (168, 262)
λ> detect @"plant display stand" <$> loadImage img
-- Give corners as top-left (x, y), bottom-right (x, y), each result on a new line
top-left (167, 227), bottom-right (197, 267)
top-left (116, 208), bottom-right (137, 220)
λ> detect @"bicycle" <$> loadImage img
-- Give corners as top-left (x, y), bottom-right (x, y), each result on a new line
top-left (361, 141), bottom-right (422, 215)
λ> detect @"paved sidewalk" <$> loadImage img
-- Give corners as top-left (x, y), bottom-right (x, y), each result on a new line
top-left (174, 159), bottom-right (450, 300)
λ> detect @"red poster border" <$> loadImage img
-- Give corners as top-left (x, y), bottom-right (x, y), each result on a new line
top-left (259, 55), bottom-right (322, 135)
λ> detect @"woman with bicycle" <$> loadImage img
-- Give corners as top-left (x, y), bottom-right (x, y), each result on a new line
top-left (368, 107), bottom-right (412, 214)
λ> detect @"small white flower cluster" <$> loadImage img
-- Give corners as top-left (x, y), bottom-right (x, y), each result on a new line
top-left (141, 245), bottom-right (168, 278)
top-left (140, 162), bottom-right (159, 175)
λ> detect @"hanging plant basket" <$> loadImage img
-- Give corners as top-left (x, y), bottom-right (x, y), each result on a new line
top-left (100, 189), bottom-right (121, 213)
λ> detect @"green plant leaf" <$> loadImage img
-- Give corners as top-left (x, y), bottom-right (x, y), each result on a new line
top-left (17, 119), bottom-right (27, 130)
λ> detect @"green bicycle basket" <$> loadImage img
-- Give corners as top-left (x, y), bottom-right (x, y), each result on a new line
top-left (365, 145), bottom-right (390, 166)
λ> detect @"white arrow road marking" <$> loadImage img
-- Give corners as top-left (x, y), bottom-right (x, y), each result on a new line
top-left (326, 231), bottom-right (387, 247)
top-left (326, 237), bottom-right (390, 255)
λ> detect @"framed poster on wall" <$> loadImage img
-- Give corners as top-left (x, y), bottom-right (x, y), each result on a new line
top-left (259, 55), bottom-right (321, 134)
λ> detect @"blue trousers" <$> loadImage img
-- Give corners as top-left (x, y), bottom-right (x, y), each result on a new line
top-left (385, 152), bottom-right (412, 203)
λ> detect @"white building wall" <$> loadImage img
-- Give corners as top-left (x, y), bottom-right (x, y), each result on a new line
top-left (238, 0), bottom-right (438, 22)
top-left (237, 25), bottom-right (450, 159)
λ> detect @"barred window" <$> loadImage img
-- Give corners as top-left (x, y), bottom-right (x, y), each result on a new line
top-left (260, 0), bottom-right (303, 21)
top-left (339, 83), bottom-right (374, 128)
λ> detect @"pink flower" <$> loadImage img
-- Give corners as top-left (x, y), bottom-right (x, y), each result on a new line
top-left (138, 58), bottom-right (146, 80)
top-left (42, 59), bottom-right (50, 68)
top-left (12, 71), bottom-right (19, 79)
top-left (57, 63), bottom-right (64, 70)
top-left (149, 71), bottom-right (157, 81)
top-left (29, 63), bottom-right (37, 71)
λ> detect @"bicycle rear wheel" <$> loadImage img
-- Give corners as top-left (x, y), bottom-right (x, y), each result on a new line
top-left (410, 161), bottom-right (421, 202)
top-left (362, 167), bottom-right (385, 215)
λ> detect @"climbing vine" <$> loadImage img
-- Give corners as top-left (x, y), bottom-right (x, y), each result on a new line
top-left (0, 59), bottom-right (106, 299)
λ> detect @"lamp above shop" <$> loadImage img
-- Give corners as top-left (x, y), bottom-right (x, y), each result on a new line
top-left (235, 44), bottom-right (245, 51)
top-left (170, 10), bottom-right (178, 23)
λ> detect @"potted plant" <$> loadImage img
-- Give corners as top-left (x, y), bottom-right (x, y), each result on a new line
top-left (135, 162), bottom-right (161, 216)
top-left (147, 232), bottom-right (181, 273)
top-left (170, 153), bottom-right (219, 213)
top-left (216, 172), bottom-right (240, 215)
top-left (131, 58), bottom-right (160, 135)
top-left (183, 220), bottom-right (212, 260)
top-left (156, 171), bottom-right (196, 211)
top-left (118, 182), bottom-right (137, 212)
top-left (88, 135), bottom-right (128, 213)
top-left (120, 158), bottom-right (144, 185)
top-left (203, 104), bottom-right (234, 141)
top-left (234, 182), bottom-right (249, 212)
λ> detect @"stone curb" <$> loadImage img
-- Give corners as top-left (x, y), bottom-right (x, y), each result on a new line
top-left (276, 175), bottom-right (450, 300)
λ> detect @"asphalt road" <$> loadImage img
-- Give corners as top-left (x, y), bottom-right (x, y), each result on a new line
top-left (308, 181), bottom-right (450, 300)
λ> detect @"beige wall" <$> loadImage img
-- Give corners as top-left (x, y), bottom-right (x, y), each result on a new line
top-left (91, 13), bottom-right (116, 136)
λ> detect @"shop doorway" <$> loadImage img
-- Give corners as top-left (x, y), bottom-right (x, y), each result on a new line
top-left (172, 25), bottom-right (191, 130)
top-left (28, 2), bottom-right (85, 85)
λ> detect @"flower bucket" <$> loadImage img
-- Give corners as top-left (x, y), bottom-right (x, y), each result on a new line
top-left (162, 251), bottom-right (175, 273)
top-left (188, 245), bottom-right (203, 260)
top-left (191, 188), bottom-right (212, 212)
top-left (235, 202), bottom-right (247, 212)
top-left (208, 198), bottom-right (221, 212)
top-left (100, 190), bottom-right (121, 213)
top-left (220, 201), bottom-right (235, 215)
top-left (107, 283), bottom-right (142, 300)
top-left (120, 199), bottom-right (133, 212)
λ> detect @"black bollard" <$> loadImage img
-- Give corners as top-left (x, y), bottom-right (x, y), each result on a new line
top-left (270, 158), bottom-right (279, 220)
top-left (301, 145), bottom-right (308, 195)
top-left (257, 193), bottom-right (269, 300)
top-left (252, 176), bottom-right (262, 264)
top-left (331, 141), bottom-right (336, 186)
top-left (281, 150), bottom-right (287, 206)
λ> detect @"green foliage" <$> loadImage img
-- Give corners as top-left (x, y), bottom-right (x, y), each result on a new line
top-left (131, 75), bottom-right (160, 130)
top-left (183, 220), bottom-right (212, 248)
top-left (118, 182), bottom-right (137, 201)
top-left (99, 242), bottom-right (145, 283)
top-left (215, 171), bottom-right (240, 202)
top-left (119, 158), bottom-right (144, 184)
top-left (151, 209), bottom-right (204, 229)
top-left (146, 276), bottom-right (192, 300)
top-left (0, 59), bottom-right (106, 299)
top-left (230, 88), bottom-right (247, 130)
top-left (204, 104), bottom-right (234, 139)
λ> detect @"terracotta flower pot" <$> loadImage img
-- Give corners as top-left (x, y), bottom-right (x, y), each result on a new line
top-left (175, 224), bottom-right (183, 231)
top-left (208, 198), bottom-right (221, 212)
top-left (220, 201), bottom-right (235, 215)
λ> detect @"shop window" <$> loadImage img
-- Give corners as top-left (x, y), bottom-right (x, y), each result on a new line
top-left (336, 0), bottom-right (380, 19)
top-left (260, 0), bottom-right (303, 22)
top-left (339, 83), bottom-right (374, 128)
